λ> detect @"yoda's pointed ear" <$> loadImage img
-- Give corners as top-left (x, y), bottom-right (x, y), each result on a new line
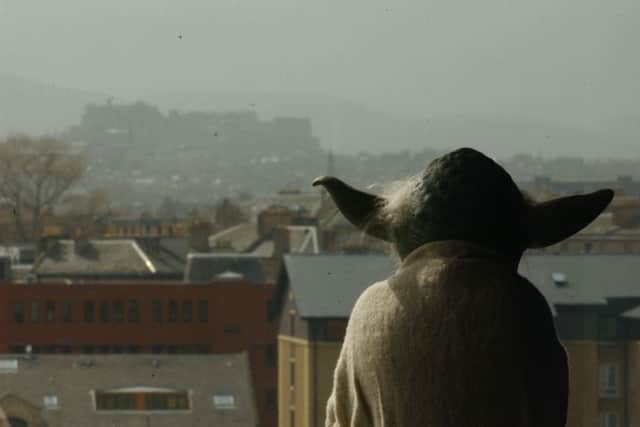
top-left (313, 176), bottom-right (391, 242)
top-left (525, 189), bottom-right (614, 248)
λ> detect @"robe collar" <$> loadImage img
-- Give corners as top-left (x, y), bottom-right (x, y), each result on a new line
top-left (400, 240), bottom-right (521, 272)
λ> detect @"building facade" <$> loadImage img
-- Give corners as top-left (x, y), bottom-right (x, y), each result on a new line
top-left (0, 280), bottom-right (277, 427)
top-left (275, 252), bottom-right (640, 427)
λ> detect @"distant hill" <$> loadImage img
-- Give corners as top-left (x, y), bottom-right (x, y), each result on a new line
top-left (1, 73), bottom-right (638, 159)
top-left (147, 91), bottom-right (639, 160)
top-left (0, 72), bottom-right (106, 136)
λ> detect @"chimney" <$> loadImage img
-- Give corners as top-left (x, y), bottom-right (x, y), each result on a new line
top-left (73, 229), bottom-right (94, 257)
top-left (189, 220), bottom-right (213, 252)
top-left (272, 226), bottom-right (291, 257)
top-left (258, 206), bottom-right (292, 237)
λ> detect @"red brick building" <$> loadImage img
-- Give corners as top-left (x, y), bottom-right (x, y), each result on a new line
top-left (0, 279), bottom-right (278, 427)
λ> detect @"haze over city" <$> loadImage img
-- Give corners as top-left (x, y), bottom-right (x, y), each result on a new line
top-left (1, 0), bottom-right (639, 158)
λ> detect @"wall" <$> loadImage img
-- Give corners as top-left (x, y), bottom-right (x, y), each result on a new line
top-left (0, 280), bottom-right (277, 427)
top-left (278, 335), bottom-right (311, 427)
top-left (564, 341), bottom-right (599, 427)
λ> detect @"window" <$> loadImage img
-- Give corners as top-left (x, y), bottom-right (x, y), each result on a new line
top-left (266, 344), bottom-right (276, 368)
top-left (100, 301), bottom-right (109, 322)
top-left (10, 346), bottom-right (25, 354)
top-left (195, 344), bottom-right (210, 354)
top-left (198, 300), bottom-right (208, 322)
top-left (128, 300), bottom-right (139, 322)
top-left (0, 359), bottom-right (18, 374)
top-left (151, 344), bottom-right (164, 354)
top-left (61, 345), bottom-right (72, 354)
top-left (30, 302), bottom-right (40, 322)
top-left (146, 393), bottom-right (190, 410)
top-left (153, 301), bottom-right (163, 322)
top-left (212, 394), bottom-right (236, 410)
top-left (45, 301), bottom-right (55, 322)
top-left (127, 345), bottom-right (140, 354)
top-left (290, 357), bottom-right (295, 387)
top-left (84, 301), bottom-right (94, 322)
top-left (182, 301), bottom-right (192, 322)
top-left (95, 393), bottom-right (135, 410)
top-left (289, 311), bottom-right (296, 336)
top-left (599, 363), bottom-right (620, 397)
top-left (7, 418), bottom-right (27, 427)
top-left (95, 390), bottom-right (190, 411)
top-left (266, 389), bottom-right (276, 410)
top-left (82, 345), bottom-right (95, 354)
top-left (43, 395), bottom-right (59, 410)
top-left (168, 300), bottom-right (178, 322)
top-left (224, 324), bottom-right (241, 334)
top-left (113, 301), bottom-right (124, 322)
top-left (13, 303), bottom-right (24, 323)
top-left (61, 302), bottom-right (72, 322)
top-left (601, 412), bottom-right (618, 427)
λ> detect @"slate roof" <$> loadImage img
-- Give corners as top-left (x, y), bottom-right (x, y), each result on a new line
top-left (184, 253), bottom-right (266, 283)
top-left (282, 254), bottom-right (396, 318)
top-left (33, 239), bottom-right (157, 276)
top-left (0, 352), bottom-right (257, 427)
top-left (518, 254), bottom-right (640, 306)
top-left (282, 252), bottom-right (640, 319)
top-left (208, 223), bottom-right (259, 252)
top-left (241, 192), bottom-right (322, 221)
top-left (134, 237), bottom-right (189, 274)
top-left (208, 223), bottom-right (318, 257)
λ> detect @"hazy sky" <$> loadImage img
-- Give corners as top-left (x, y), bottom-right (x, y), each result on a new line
top-left (1, 0), bottom-right (639, 127)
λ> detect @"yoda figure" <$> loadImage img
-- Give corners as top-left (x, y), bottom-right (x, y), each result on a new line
top-left (313, 147), bottom-right (613, 427)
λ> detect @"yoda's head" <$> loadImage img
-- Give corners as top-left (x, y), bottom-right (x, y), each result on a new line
top-left (313, 147), bottom-right (613, 261)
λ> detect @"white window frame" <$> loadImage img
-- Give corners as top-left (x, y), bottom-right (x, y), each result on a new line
top-left (212, 394), bottom-right (236, 410)
top-left (600, 411), bottom-right (618, 427)
top-left (0, 359), bottom-right (18, 374)
top-left (599, 363), bottom-right (620, 398)
top-left (43, 395), bottom-right (59, 410)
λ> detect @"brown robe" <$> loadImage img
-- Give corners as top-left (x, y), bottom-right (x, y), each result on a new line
top-left (325, 240), bottom-right (568, 427)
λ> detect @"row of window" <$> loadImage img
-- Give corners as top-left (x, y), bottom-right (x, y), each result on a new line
top-left (10, 344), bottom-right (213, 354)
top-left (41, 391), bottom-right (238, 412)
top-left (9, 343), bottom-right (276, 363)
top-left (36, 392), bottom-right (241, 411)
top-left (12, 300), bottom-right (209, 324)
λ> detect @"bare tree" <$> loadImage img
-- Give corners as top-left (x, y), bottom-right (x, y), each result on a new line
top-left (64, 187), bottom-right (112, 238)
top-left (0, 134), bottom-right (86, 242)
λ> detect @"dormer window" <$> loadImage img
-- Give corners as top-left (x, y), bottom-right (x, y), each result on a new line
top-left (94, 387), bottom-right (190, 412)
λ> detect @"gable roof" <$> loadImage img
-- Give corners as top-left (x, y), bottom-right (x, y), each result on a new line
top-left (33, 240), bottom-right (157, 276)
top-left (134, 237), bottom-right (189, 274)
top-left (518, 254), bottom-right (640, 306)
top-left (282, 251), bottom-right (640, 320)
top-left (208, 224), bottom-right (259, 252)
